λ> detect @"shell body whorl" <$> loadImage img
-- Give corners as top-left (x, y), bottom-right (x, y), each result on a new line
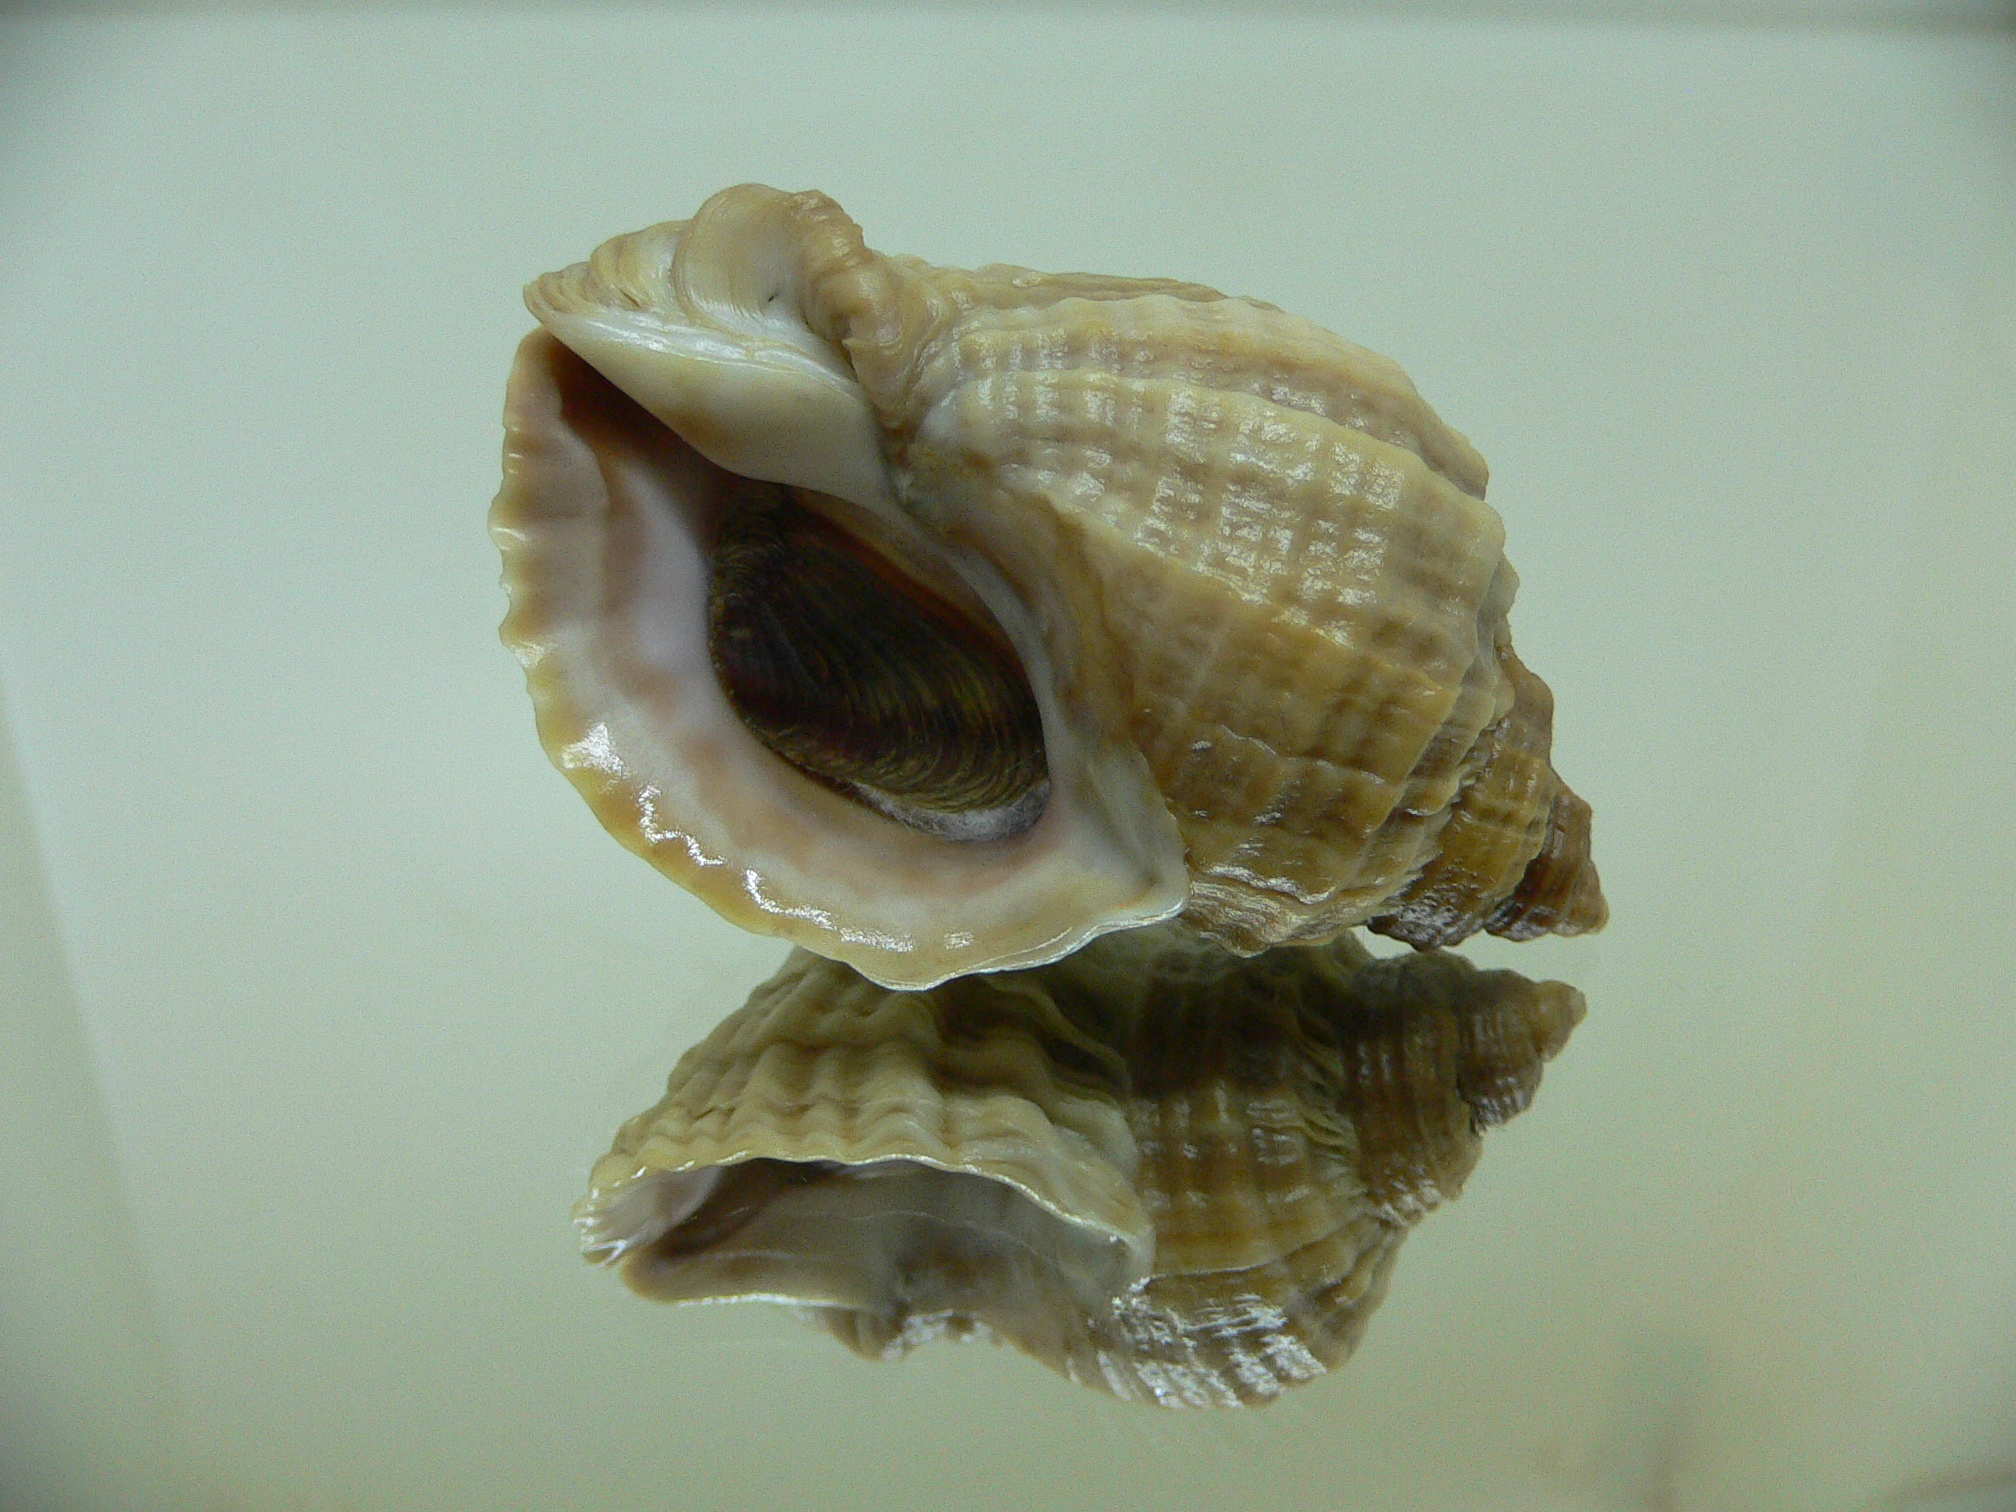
top-left (577, 926), bottom-right (1584, 1406)
top-left (495, 185), bottom-right (1606, 986)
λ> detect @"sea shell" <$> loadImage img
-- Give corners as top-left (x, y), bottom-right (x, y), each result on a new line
top-left (577, 925), bottom-right (1583, 1406)
top-left (493, 185), bottom-right (1606, 988)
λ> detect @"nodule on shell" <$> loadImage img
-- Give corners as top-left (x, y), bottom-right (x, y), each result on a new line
top-left (492, 185), bottom-right (1606, 987)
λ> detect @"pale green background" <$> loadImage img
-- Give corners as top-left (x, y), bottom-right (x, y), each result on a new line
top-left (1, 4), bottom-right (2012, 1510)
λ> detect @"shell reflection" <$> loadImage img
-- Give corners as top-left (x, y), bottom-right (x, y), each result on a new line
top-left (577, 926), bottom-right (1583, 1406)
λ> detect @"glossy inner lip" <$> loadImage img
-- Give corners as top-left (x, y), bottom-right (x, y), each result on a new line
top-left (704, 480), bottom-right (1051, 843)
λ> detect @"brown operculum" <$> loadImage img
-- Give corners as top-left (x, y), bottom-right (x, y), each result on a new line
top-left (705, 481), bottom-right (1049, 837)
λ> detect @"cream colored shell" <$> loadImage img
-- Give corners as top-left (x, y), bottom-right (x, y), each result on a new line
top-left (493, 185), bottom-right (1606, 988)
top-left (577, 926), bottom-right (1583, 1406)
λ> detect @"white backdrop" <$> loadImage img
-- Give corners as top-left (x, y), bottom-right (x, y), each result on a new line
top-left (1, 8), bottom-right (2012, 1511)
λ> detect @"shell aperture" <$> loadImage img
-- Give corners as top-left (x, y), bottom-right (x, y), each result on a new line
top-left (493, 182), bottom-right (1606, 987)
top-left (576, 925), bottom-right (1584, 1407)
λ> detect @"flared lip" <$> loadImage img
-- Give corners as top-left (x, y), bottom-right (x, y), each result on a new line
top-left (491, 329), bottom-right (1188, 989)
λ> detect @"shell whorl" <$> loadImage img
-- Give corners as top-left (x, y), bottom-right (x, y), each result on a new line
top-left (576, 926), bottom-right (1584, 1406)
top-left (497, 185), bottom-right (1606, 985)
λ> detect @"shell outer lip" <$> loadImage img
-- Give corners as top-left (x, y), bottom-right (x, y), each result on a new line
top-left (492, 328), bottom-right (1189, 990)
